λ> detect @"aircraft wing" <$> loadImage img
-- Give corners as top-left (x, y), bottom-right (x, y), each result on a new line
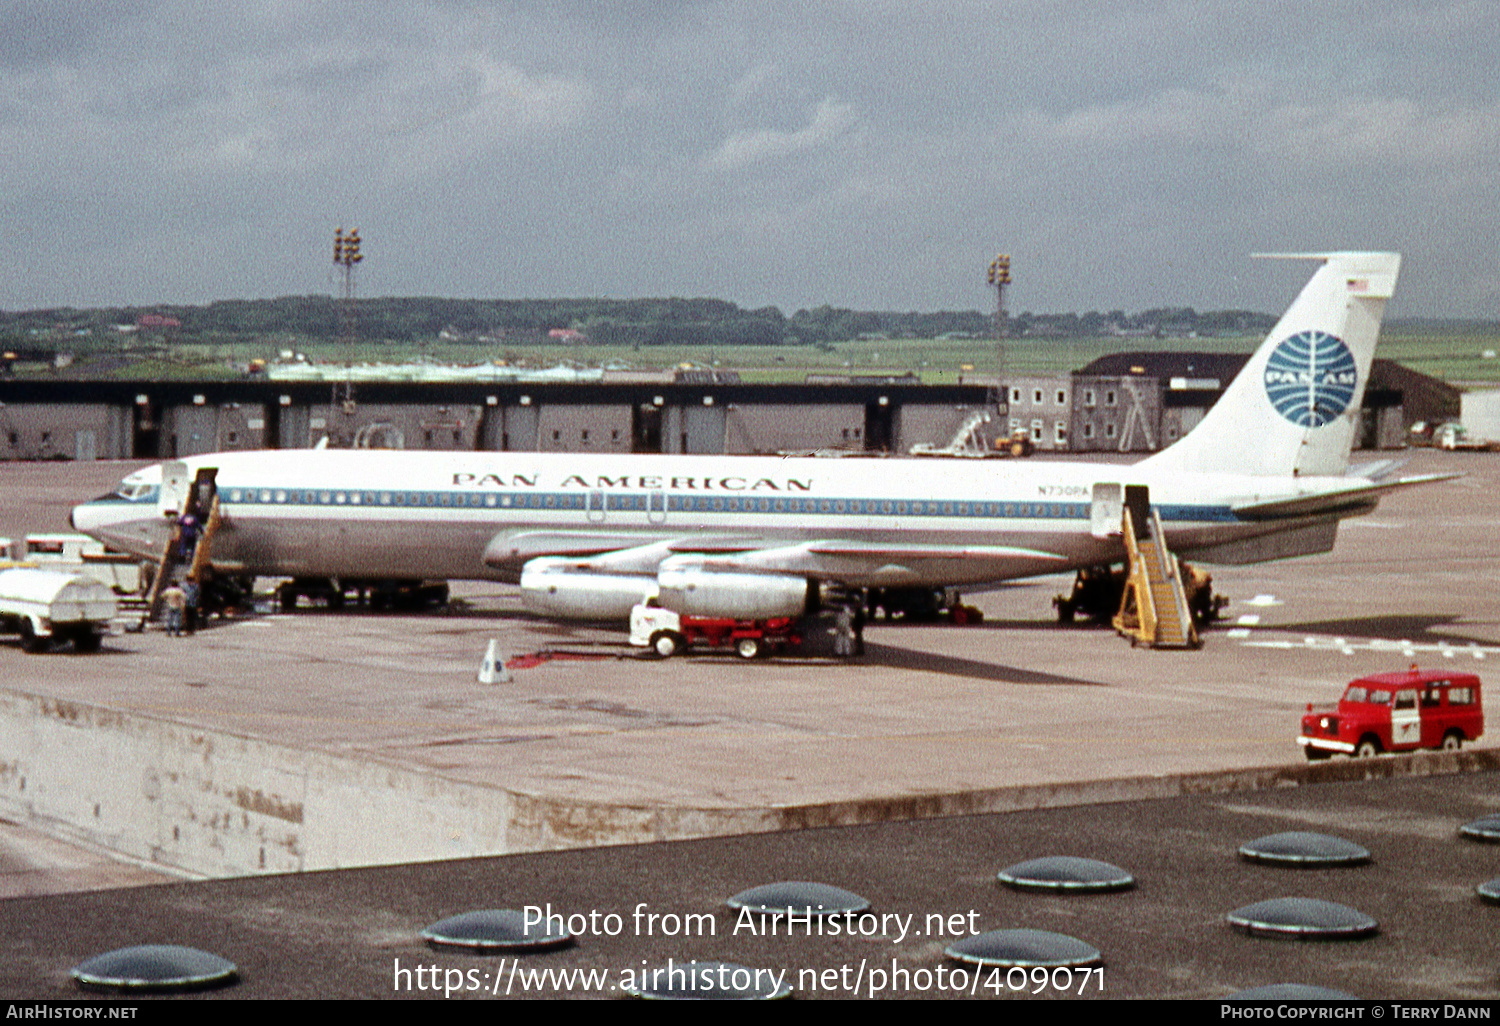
top-left (496, 526), bottom-right (1066, 586)
top-left (660, 540), bottom-right (1067, 583)
top-left (1231, 473), bottom-right (1460, 521)
top-left (485, 530), bottom-right (763, 568)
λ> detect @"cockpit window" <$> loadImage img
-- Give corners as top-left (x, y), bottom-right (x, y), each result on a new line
top-left (114, 483), bottom-right (159, 501)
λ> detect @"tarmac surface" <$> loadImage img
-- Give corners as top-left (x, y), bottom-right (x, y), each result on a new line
top-left (0, 448), bottom-right (1495, 998)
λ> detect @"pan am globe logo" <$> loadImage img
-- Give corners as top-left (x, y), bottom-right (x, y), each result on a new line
top-left (1263, 331), bottom-right (1358, 428)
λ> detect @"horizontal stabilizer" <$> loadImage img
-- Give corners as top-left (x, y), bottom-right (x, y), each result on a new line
top-left (1189, 520), bottom-right (1340, 565)
top-left (1231, 473), bottom-right (1460, 521)
top-left (1346, 456), bottom-right (1412, 481)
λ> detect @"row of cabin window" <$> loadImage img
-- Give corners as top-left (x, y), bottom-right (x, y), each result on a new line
top-left (225, 487), bottom-right (1086, 520)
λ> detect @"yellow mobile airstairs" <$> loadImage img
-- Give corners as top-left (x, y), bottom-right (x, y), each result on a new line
top-left (1053, 483), bottom-right (1219, 647)
top-left (1112, 497), bottom-right (1200, 650)
top-left (142, 467), bottom-right (223, 627)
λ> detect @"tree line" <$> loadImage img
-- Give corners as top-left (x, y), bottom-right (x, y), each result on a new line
top-left (0, 295), bottom-right (1283, 349)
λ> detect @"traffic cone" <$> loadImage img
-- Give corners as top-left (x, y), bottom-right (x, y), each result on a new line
top-left (478, 638), bottom-right (510, 684)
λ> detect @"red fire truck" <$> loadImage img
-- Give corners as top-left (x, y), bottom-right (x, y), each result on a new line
top-left (1299, 669), bottom-right (1484, 760)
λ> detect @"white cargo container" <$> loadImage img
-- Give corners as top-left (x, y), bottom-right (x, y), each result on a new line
top-left (1459, 389), bottom-right (1500, 446)
top-left (0, 568), bottom-right (117, 652)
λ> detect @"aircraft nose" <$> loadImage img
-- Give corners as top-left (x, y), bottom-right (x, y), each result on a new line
top-left (69, 501), bottom-right (90, 533)
top-left (69, 499), bottom-right (110, 537)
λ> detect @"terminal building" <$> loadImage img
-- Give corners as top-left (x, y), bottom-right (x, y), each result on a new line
top-left (0, 377), bottom-right (991, 461)
top-left (0, 355), bottom-right (1456, 461)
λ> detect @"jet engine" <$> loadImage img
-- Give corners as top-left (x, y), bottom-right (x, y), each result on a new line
top-left (519, 560), bottom-right (657, 620)
top-left (656, 565), bottom-right (814, 620)
top-left (520, 555), bottom-right (816, 622)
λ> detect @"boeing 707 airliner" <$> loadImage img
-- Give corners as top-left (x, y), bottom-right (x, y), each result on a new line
top-left (72, 252), bottom-right (1445, 623)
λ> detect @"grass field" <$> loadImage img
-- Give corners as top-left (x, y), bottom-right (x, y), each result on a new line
top-left (23, 323), bottom-right (1500, 388)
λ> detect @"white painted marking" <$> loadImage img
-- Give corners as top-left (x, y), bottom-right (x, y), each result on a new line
top-left (1246, 595), bottom-right (1282, 607)
top-left (1240, 634), bottom-right (1500, 660)
top-left (1237, 614), bottom-right (1261, 626)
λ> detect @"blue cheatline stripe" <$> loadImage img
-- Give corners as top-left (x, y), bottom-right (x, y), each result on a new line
top-left (220, 485), bottom-right (1240, 524)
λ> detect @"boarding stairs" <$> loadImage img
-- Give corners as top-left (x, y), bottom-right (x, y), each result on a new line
top-left (141, 469), bottom-right (221, 627)
top-left (1113, 504), bottom-right (1199, 650)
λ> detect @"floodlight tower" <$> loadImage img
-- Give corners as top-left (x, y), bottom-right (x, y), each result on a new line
top-left (333, 227), bottom-right (364, 347)
top-left (986, 253), bottom-right (1014, 422)
top-left (986, 253), bottom-right (1012, 340)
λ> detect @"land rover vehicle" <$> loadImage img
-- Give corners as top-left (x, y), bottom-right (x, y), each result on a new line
top-left (1299, 669), bottom-right (1483, 760)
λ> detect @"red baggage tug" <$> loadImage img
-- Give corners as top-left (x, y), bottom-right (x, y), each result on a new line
top-left (1299, 668), bottom-right (1484, 760)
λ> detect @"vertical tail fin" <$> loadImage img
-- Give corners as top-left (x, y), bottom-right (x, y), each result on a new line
top-left (1140, 252), bottom-right (1400, 478)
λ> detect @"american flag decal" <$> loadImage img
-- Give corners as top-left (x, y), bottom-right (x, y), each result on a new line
top-left (1347, 278), bottom-right (1370, 292)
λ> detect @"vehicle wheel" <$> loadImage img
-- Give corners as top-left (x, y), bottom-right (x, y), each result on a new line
top-left (736, 637), bottom-right (761, 660)
top-left (1303, 747), bottom-right (1331, 761)
top-left (279, 586), bottom-right (298, 612)
top-left (651, 631), bottom-right (681, 658)
top-left (18, 621), bottom-right (48, 654)
top-left (1354, 738), bottom-right (1381, 759)
top-left (73, 631), bottom-right (102, 654)
top-left (1441, 731), bottom-right (1463, 752)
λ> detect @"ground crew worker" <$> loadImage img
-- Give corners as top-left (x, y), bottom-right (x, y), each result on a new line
top-left (834, 605), bottom-right (856, 659)
top-left (162, 582), bottom-right (186, 637)
top-left (182, 576), bottom-right (200, 634)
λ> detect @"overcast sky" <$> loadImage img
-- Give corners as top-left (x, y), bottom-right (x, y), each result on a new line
top-left (3, 1), bottom-right (1496, 318)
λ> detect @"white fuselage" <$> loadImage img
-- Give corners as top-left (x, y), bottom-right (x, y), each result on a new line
top-left (71, 447), bottom-right (1349, 588)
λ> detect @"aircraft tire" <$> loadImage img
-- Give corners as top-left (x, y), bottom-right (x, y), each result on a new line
top-left (19, 621), bottom-right (48, 654)
top-left (736, 637), bottom-right (761, 660)
top-left (651, 632), bottom-right (682, 659)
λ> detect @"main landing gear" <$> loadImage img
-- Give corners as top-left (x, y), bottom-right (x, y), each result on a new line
top-left (1054, 562), bottom-right (1226, 628)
